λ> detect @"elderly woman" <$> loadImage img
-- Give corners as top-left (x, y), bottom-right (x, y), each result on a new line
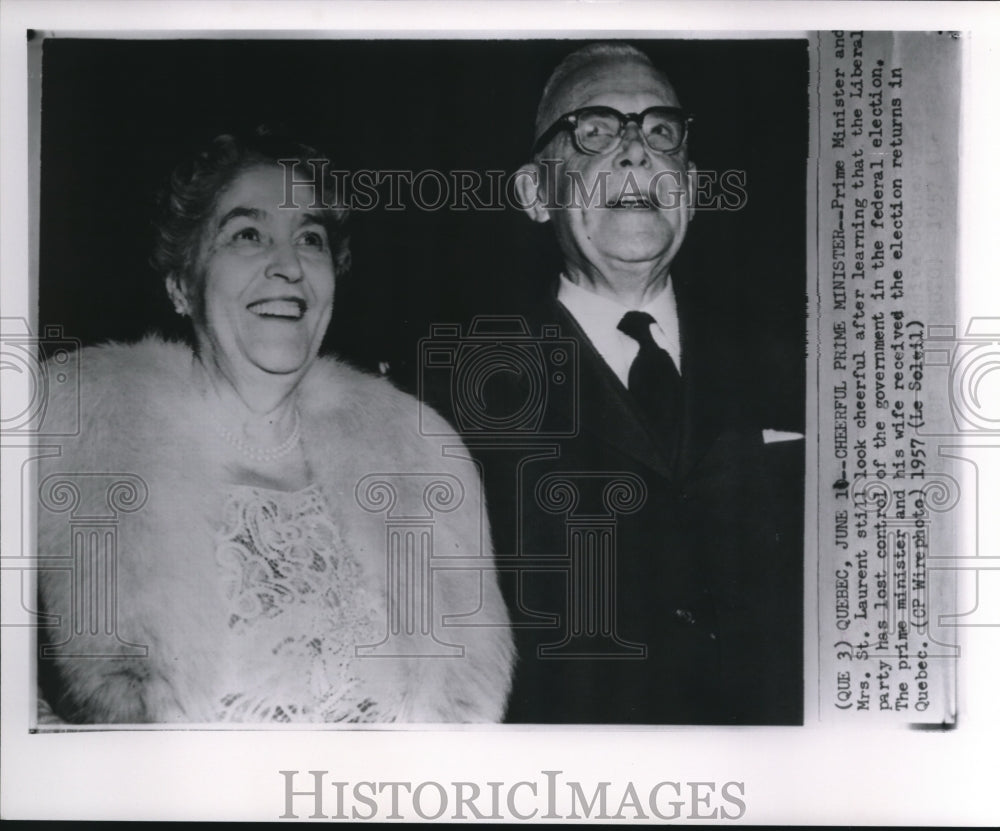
top-left (37, 130), bottom-right (513, 724)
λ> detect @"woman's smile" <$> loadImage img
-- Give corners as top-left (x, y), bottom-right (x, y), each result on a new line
top-left (246, 297), bottom-right (308, 320)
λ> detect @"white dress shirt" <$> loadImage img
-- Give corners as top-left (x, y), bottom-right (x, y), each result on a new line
top-left (556, 274), bottom-right (682, 388)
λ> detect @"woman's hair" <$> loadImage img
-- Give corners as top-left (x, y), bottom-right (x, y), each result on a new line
top-left (150, 127), bottom-right (351, 298)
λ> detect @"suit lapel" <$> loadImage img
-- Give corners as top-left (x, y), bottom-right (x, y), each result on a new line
top-left (674, 288), bottom-right (731, 479)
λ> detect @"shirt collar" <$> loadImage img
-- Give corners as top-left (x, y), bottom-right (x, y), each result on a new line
top-left (557, 273), bottom-right (682, 374)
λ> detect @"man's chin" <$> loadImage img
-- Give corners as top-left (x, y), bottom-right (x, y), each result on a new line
top-left (599, 208), bottom-right (680, 238)
top-left (590, 232), bottom-right (678, 267)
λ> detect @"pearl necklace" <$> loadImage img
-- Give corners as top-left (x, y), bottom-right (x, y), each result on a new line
top-left (216, 407), bottom-right (302, 463)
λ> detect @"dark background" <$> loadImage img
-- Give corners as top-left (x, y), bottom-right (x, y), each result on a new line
top-left (37, 36), bottom-right (808, 431)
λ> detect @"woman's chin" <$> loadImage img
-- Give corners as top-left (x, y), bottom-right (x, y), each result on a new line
top-left (241, 344), bottom-right (316, 378)
top-left (228, 328), bottom-right (321, 376)
top-left (254, 357), bottom-right (313, 377)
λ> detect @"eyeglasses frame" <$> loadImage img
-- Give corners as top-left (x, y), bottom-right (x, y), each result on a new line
top-left (532, 105), bottom-right (694, 158)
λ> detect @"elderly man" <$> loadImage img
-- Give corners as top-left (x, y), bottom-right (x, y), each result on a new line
top-left (428, 42), bottom-right (803, 724)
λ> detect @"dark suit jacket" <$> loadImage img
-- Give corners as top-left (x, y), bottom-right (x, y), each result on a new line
top-left (421, 288), bottom-right (803, 725)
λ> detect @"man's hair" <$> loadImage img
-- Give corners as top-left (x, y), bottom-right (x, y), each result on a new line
top-left (535, 42), bottom-right (663, 139)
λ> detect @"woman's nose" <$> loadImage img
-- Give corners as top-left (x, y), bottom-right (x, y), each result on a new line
top-left (265, 240), bottom-right (304, 281)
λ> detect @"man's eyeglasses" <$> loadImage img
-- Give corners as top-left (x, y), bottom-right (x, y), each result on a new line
top-left (532, 106), bottom-right (693, 157)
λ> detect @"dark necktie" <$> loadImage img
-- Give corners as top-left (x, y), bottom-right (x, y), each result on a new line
top-left (617, 310), bottom-right (683, 456)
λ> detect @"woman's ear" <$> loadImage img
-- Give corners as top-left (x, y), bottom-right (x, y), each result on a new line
top-left (165, 274), bottom-right (190, 317)
top-left (513, 162), bottom-right (550, 224)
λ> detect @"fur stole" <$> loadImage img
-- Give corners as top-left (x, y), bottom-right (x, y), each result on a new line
top-left (37, 337), bottom-right (513, 723)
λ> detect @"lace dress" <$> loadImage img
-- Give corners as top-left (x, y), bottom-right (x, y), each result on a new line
top-left (212, 483), bottom-right (395, 723)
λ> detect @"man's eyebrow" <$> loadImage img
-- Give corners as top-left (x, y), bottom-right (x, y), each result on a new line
top-left (216, 206), bottom-right (265, 229)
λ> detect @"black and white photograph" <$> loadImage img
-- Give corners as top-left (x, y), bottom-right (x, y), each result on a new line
top-left (32, 34), bottom-right (805, 729)
top-left (2, 0), bottom-right (999, 825)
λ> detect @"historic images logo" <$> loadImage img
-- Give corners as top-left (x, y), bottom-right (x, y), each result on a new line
top-left (278, 770), bottom-right (747, 822)
top-left (278, 159), bottom-right (748, 213)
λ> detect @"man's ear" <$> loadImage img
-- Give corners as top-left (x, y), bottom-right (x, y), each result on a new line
top-left (513, 162), bottom-right (550, 224)
top-left (165, 274), bottom-right (190, 317)
top-left (685, 160), bottom-right (697, 222)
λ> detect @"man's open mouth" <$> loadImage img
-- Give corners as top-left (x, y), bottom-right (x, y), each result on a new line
top-left (247, 298), bottom-right (307, 320)
top-left (607, 196), bottom-right (655, 209)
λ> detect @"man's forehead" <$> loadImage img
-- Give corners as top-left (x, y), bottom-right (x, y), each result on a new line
top-left (539, 57), bottom-right (679, 130)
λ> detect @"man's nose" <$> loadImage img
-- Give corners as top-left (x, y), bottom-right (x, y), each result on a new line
top-left (265, 240), bottom-right (304, 282)
top-left (616, 122), bottom-right (650, 166)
